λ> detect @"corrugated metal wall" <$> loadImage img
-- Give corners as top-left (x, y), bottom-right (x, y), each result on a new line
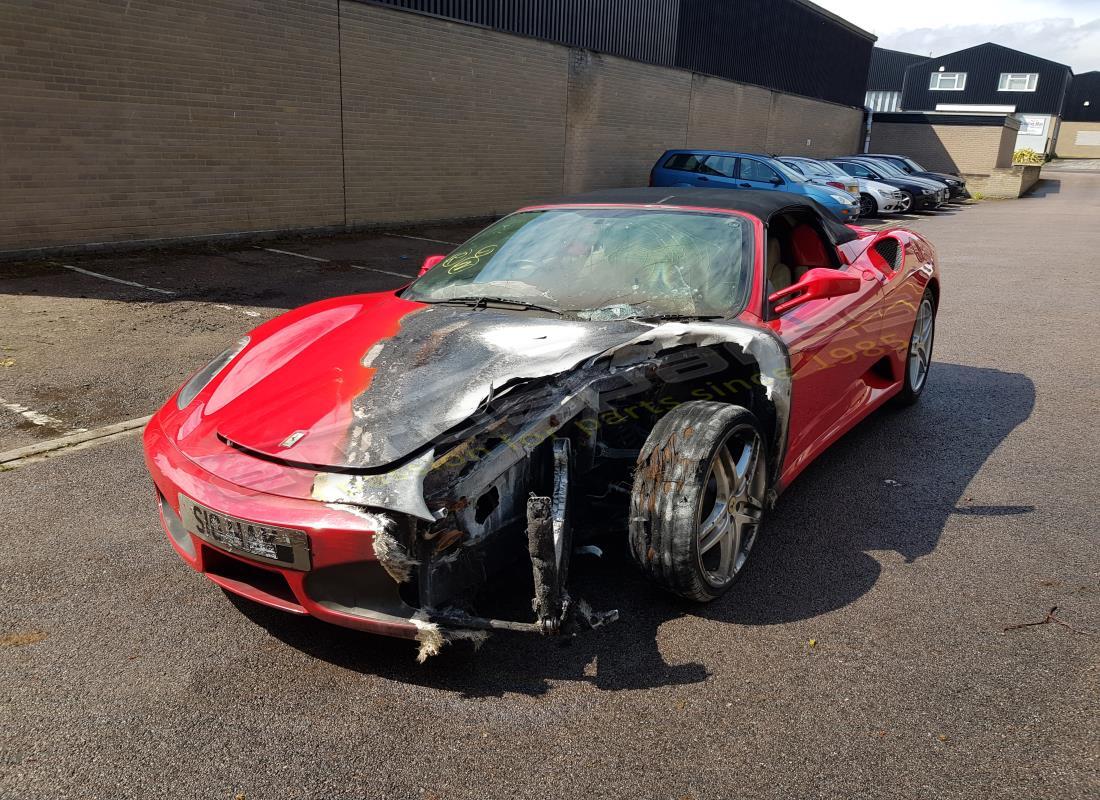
top-left (1063, 71), bottom-right (1100, 122)
top-left (673, 0), bottom-right (874, 108)
top-left (867, 47), bottom-right (926, 92)
top-left (901, 43), bottom-right (1072, 115)
top-left (360, 0), bottom-right (873, 108)
top-left (365, 0), bottom-right (680, 65)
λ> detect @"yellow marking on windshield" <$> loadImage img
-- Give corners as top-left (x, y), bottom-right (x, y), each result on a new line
top-left (443, 245), bottom-right (498, 274)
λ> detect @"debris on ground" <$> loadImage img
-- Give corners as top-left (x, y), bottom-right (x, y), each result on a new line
top-left (1003, 606), bottom-right (1097, 637)
top-left (1, 631), bottom-right (48, 647)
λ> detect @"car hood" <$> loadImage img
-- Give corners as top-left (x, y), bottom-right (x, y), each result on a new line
top-left (194, 293), bottom-right (647, 471)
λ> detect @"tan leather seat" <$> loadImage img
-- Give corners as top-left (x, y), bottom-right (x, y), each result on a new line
top-left (766, 238), bottom-right (792, 293)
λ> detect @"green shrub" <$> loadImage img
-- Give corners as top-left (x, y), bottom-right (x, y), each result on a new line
top-left (1012, 148), bottom-right (1044, 165)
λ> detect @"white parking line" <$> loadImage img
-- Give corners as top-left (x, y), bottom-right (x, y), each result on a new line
top-left (59, 264), bottom-right (175, 295)
top-left (0, 397), bottom-right (88, 434)
top-left (261, 247), bottom-right (330, 263)
top-left (350, 265), bottom-right (415, 279)
top-left (385, 233), bottom-right (460, 246)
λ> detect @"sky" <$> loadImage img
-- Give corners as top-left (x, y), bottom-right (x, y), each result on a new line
top-left (813, 0), bottom-right (1100, 72)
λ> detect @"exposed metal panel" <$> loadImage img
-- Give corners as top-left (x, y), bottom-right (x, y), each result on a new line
top-left (900, 43), bottom-right (1072, 116)
top-left (867, 47), bottom-right (926, 91)
top-left (674, 0), bottom-right (875, 108)
top-left (865, 90), bottom-right (901, 112)
top-left (1063, 71), bottom-right (1100, 122)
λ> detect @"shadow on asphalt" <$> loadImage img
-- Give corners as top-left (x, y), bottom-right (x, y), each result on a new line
top-left (230, 362), bottom-right (1035, 697)
top-left (1023, 179), bottom-right (1061, 198)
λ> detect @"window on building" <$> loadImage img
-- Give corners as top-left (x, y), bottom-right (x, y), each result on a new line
top-left (998, 73), bottom-right (1039, 92)
top-left (929, 72), bottom-right (967, 91)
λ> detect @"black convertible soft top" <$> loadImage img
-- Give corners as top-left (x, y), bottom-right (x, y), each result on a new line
top-left (547, 187), bottom-right (859, 245)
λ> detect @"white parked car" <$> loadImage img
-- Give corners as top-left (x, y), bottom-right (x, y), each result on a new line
top-left (779, 156), bottom-right (905, 218)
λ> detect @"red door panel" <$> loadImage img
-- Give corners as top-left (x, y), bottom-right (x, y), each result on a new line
top-left (768, 263), bottom-right (883, 487)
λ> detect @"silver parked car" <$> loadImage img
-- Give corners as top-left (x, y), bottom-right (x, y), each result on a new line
top-left (844, 157), bottom-right (951, 207)
top-left (779, 156), bottom-right (906, 218)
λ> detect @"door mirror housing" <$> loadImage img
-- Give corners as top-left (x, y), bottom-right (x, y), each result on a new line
top-left (418, 254), bottom-right (447, 277)
top-left (768, 268), bottom-right (860, 314)
top-left (770, 176), bottom-right (783, 185)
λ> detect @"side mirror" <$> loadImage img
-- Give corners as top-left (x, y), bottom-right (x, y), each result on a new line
top-left (770, 176), bottom-right (784, 185)
top-left (768, 268), bottom-right (860, 314)
top-left (418, 254), bottom-right (447, 277)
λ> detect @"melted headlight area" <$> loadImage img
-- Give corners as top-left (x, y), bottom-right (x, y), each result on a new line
top-left (314, 322), bottom-right (791, 655)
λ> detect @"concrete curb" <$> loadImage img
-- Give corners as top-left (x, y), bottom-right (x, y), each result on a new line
top-left (0, 415), bottom-right (152, 468)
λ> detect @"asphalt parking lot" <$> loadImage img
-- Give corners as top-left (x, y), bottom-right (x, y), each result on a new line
top-left (2, 176), bottom-right (1098, 799)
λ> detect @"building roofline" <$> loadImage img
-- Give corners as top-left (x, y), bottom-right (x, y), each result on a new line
top-left (873, 45), bottom-right (927, 59)
top-left (790, 0), bottom-right (876, 42)
top-left (905, 41), bottom-right (1072, 74)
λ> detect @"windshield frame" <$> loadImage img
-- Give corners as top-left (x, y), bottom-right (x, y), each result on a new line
top-left (402, 204), bottom-right (762, 321)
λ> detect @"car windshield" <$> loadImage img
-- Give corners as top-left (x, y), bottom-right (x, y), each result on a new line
top-left (863, 160), bottom-right (908, 178)
top-left (403, 208), bottom-right (754, 320)
top-left (902, 156), bottom-right (927, 172)
top-left (770, 159), bottom-right (807, 183)
top-left (801, 159), bottom-right (850, 180)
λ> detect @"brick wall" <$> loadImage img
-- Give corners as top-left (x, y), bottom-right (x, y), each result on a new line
top-left (964, 165), bottom-right (1042, 199)
top-left (868, 122), bottom-right (1016, 174)
top-left (563, 51), bottom-right (691, 193)
top-left (1, 0), bottom-right (865, 255)
top-left (764, 93), bottom-right (863, 158)
top-left (341, 3), bottom-right (568, 221)
top-left (0, 0), bottom-right (344, 252)
top-left (685, 75), bottom-right (772, 152)
top-left (1054, 122), bottom-right (1100, 158)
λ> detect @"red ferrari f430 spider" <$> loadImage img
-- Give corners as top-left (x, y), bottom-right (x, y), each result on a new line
top-left (144, 188), bottom-right (939, 659)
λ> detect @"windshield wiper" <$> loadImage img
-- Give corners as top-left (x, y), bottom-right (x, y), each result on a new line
top-left (434, 296), bottom-right (561, 314)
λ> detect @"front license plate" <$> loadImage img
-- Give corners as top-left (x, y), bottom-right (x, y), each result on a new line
top-left (178, 494), bottom-right (311, 570)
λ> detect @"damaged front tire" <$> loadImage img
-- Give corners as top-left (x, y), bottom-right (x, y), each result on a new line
top-left (629, 402), bottom-right (767, 602)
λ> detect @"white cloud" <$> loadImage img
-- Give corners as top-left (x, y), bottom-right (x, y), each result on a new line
top-left (814, 0), bottom-right (1100, 72)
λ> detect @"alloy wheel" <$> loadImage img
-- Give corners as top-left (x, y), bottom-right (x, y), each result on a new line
top-left (696, 427), bottom-right (766, 588)
top-left (908, 296), bottom-right (934, 391)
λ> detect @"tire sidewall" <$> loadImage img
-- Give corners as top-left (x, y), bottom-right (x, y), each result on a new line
top-left (629, 402), bottom-right (768, 602)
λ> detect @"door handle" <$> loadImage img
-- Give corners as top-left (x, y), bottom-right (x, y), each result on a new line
top-left (698, 176), bottom-right (710, 182)
top-left (739, 183), bottom-right (751, 188)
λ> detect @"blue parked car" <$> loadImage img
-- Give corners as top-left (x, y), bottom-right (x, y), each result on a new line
top-left (650, 149), bottom-right (860, 222)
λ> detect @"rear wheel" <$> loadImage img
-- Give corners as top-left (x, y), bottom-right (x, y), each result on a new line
top-left (629, 403), bottom-right (767, 602)
top-left (895, 289), bottom-right (936, 405)
top-left (859, 193), bottom-right (877, 218)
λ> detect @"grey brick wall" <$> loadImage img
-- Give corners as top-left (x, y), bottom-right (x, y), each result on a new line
top-left (1, 0), bottom-right (865, 254)
top-left (0, 0), bottom-right (345, 252)
top-left (563, 50), bottom-right (691, 193)
top-left (341, 3), bottom-right (568, 222)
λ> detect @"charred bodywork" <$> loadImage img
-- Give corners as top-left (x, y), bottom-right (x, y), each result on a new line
top-left (145, 188), bottom-right (940, 658)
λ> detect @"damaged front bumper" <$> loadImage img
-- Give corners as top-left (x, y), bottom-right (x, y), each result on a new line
top-left (145, 419), bottom-right (614, 659)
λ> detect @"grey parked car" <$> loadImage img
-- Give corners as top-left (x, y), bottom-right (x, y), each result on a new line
top-left (844, 157), bottom-right (951, 207)
top-left (859, 154), bottom-right (970, 199)
top-left (779, 156), bottom-right (906, 218)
